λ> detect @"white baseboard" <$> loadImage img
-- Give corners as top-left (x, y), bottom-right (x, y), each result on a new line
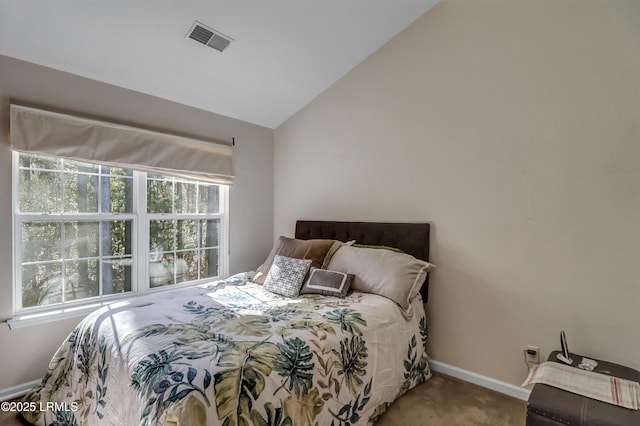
top-left (430, 359), bottom-right (531, 401)
top-left (0, 379), bottom-right (39, 402)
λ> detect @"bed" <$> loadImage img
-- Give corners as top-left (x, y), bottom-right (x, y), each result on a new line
top-left (22, 220), bottom-right (433, 426)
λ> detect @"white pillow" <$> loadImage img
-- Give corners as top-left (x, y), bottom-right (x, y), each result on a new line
top-left (263, 255), bottom-right (312, 297)
top-left (327, 246), bottom-right (435, 318)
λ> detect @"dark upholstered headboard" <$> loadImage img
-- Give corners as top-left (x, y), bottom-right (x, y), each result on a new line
top-left (295, 220), bottom-right (431, 303)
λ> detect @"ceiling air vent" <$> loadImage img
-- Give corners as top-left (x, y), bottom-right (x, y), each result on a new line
top-left (187, 21), bottom-right (233, 52)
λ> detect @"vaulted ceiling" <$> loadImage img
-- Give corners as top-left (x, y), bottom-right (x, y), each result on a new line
top-left (0, 1), bottom-right (439, 129)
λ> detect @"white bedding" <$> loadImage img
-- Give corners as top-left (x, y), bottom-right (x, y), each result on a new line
top-left (22, 273), bottom-right (431, 425)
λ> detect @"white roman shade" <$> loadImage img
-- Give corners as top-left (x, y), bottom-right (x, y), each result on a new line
top-left (9, 104), bottom-right (235, 184)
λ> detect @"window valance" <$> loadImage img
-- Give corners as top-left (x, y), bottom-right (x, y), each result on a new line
top-left (10, 104), bottom-right (234, 184)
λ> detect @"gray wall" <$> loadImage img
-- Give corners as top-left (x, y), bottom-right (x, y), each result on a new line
top-left (0, 55), bottom-right (274, 390)
top-left (274, 0), bottom-right (640, 386)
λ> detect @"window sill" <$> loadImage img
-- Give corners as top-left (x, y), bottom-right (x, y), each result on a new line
top-left (6, 301), bottom-right (114, 329)
top-left (5, 278), bottom-right (228, 330)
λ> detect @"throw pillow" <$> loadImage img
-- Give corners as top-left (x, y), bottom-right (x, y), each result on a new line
top-left (263, 255), bottom-right (312, 297)
top-left (327, 245), bottom-right (435, 318)
top-left (299, 267), bottom-right (354, 298)
top-left (253, 236), bottom-right (342, 284)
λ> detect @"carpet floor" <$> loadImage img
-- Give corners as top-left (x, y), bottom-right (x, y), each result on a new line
top-left (377, 372), bottom-right (527, 426)
top-left (0, 372), bottom-right (526, 425)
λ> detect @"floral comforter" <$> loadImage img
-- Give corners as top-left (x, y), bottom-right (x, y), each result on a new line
top-left (22, 273), bottom-right (431, 426)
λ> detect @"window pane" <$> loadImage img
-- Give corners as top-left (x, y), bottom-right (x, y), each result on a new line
top-left (201, 219), bottom-right (219, 249)
top-left (177, 220), bottom-right (198, 250)
top-left (63, 159), bottom-right (99, 174)
top-left (198, 185), bottom-right (219, 214)
top-left (102, 258), bottom-right (133, 295)
top-left (101, 175), bottom-right (133, 213)
top-left (150, 220), bottom-right (176, 253)
top-left (178, 251), bottom-right (198, 282)
top-left (65, 259), bottom-right (99, 300)
top-left (19, 170), bottom-right (62, 213)
top-left (147, 178), bottom-right (173, 214)
top-left (175, 181), bottom-right (198, 214)
top-left (149, 262), bottom-right (171, 287)
top-left (105, 166), bottom-right (129, 177)
top-left (102, 220), bottom-right (133, 257)
top-left (64, 221), bottom-right (99, 258)
top-left (19, 152), bottom-right (61, 170)
top-left (200, 248), bottom-right (219, 279)
top-left (149, 253), bottom-right (174, 288)
top-left (64, 173), bottom-right (98, 213)
top-left (22, 263), bottom-right (62, 308)
top-left (169, 255), bottom-right (189, 284)
top-left (22, 222), bottom-right (62, 263)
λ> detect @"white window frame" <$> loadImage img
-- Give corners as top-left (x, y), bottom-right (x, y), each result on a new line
top-left (9, 152), bottom-right (229, 329)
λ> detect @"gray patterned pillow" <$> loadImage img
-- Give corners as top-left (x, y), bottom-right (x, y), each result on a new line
top-left (263, 255), bottom-right (312, 297)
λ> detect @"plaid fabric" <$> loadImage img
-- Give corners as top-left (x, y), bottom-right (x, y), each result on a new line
top-left (263, 255), bottom-right (312, 297)
top-left (523, 361), bottom-right (640, 410)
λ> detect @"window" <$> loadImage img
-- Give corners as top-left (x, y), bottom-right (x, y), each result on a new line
top-left (13, 152), bottom-right (228, 316)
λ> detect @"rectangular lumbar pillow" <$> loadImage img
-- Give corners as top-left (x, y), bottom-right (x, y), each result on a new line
top-left (299, 267), bottom-right (354, 298)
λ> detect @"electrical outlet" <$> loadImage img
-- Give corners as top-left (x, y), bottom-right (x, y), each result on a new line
top-left (526, 345), bottom-right (540, 364)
